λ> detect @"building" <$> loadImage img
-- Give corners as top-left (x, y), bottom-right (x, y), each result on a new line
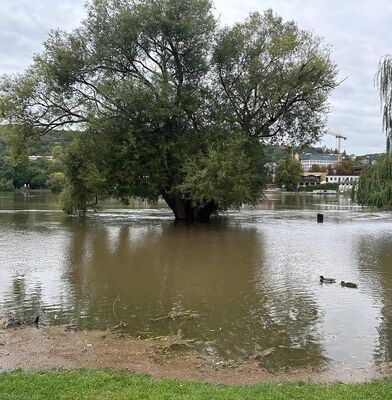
top-left (28, 155), bottom-right (54, 161)
top-left (299, 172), bottom-right (360, 192)
top-left (299, 172), bottom-right (327, 187)
top-left (326, 175), bottom-right (360, 192)
top-left (300, 153), bottom-right (338, 171)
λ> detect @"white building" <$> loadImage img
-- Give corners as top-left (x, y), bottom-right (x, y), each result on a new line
top-left (300, 153), bottom-right (338, 171)
top-left (28, 155), bottom-right (54, 161)
top-left (326, 175), bottom-right (360, 192)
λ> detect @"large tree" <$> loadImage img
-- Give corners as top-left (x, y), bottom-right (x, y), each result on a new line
top-left (0, 0), bottom-right (338, 221)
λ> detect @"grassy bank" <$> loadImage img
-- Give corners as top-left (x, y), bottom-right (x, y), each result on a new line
top-left (0, 370), bottom-right (391, 400)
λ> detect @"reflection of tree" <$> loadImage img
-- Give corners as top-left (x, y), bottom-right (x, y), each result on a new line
top-left (252, 235), bottom-right (326, 369)
top-left (0, 209), bottom-right (67, 322)
top-left (356, 236), bottom-right (392, 363)
top-left (60, 217), bottom-right (326, 369)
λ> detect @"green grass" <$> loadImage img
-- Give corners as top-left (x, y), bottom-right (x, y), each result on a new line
top-left (0, 370), bottom-right (391, 400)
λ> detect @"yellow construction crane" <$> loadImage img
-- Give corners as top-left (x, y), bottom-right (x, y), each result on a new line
top-left (326, 131), bottom-right (347, 161)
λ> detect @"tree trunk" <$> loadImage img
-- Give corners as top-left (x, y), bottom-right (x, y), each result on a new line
top-left (162, 192), bottom-right (216, 222)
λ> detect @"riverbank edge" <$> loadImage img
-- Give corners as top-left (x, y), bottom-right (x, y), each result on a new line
top-left (1, 370), bottom-right (392, 400)
top-left (1, 325), bottom-right (392, 387)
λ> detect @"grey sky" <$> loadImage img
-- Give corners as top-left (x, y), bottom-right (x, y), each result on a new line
top-left (1, 0), bottom-right (391, 155)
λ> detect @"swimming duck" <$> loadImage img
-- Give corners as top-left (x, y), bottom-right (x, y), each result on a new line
top-left (341, 281), bottom-right (358, 288)
top-left (320, 275), bottom-right (336, 283)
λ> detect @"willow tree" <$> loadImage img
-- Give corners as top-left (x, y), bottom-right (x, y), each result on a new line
top-left (378, 55), bottom-right (392, 143)
top-left (0, 0), bottom-right (338, 221)
top-left (355, 55), bottom-right (392, 208)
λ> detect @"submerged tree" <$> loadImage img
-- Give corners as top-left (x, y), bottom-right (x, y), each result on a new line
top-left (355, 55), bottom-right (392, 208)
top-left (0, 0), bottom-right (338, 221)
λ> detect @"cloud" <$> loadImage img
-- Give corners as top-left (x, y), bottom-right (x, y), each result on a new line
top-left (1, 0), bottom-right (391, 154)
top-left (0, 0), bottom-right (85, 74)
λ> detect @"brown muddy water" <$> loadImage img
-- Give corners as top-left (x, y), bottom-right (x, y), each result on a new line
top-left (1, 192), bottom-right (392, 374)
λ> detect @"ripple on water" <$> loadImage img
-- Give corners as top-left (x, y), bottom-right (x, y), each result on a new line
top-left (1, 194), bottom-right (392, 373)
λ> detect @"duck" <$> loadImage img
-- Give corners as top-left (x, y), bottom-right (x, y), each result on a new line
top-left (320, 275), bottom-right (336, 283)
top-left (341, 281), bottom-right (358, 288)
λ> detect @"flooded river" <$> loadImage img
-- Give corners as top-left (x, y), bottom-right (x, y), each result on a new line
top-left (1, 192), bottom-right (392, 372)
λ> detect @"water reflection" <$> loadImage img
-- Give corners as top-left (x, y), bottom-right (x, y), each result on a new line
top-left (259, 192), bottom-right (357, 211)
top-left (59, 220), bottom-right (327, 368)
top-left (1, 193), bottom-right (392, 372)
top-left (355, 234), bottom-right (392, 363)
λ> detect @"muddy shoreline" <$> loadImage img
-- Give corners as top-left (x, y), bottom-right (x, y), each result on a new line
top-left (0, 325), bottom-right (391, 385)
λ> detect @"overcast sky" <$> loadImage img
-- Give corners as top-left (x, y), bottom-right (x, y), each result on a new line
top-left (1, 0), bottom-right (391, 155)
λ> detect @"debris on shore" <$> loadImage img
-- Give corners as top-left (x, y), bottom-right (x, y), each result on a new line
top-left (0, 324), bottom-right (391, 385)
top-left (151, 309), bottom-right (201, 322)
top-left (3, 316), bottom-right (40, 329)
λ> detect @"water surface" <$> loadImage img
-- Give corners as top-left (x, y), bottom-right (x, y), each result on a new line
top-left (1, 192), bottom-right (392, 372)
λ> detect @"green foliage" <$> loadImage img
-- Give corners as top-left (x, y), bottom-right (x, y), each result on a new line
top-left (10, 158), bottom-right (51, 189)
top-left (335, 159), bottom-right (354, 175)
top-left (0, 126), bottom-right (67, 191)
top-left (0, 137), bottom-right (6, 155)
top-left (61, 134), bottom-right (107, 214)
top-left (299, 182), bottom-right (339, 192)
top-left (0, 156), bottom-right (62, 191)
top-left (355, 153), bottom-right (392, 208)
top-left (0, 178), bottom-right (14, 191)
top-left (180, 133), bottom-right (265, 210)
top-left (47, 172), bottom-right (66, 193)
top-left (0, 0), bottom-right (338, 219)
top-left (275, 158), bottom-right (302, 190)
top-left (377, 55), bottom-right (392, 145)
top-left (213, 10), bottom-right (337, 146)
top-left (4, 126), bottom-right (29, 168)
top-left (10, 165), bottom-right (27, 189)
top-left (51, 145), bottom-right (63, 159)
top-left (354, 56), bottom-right (392, 208)
top-left (0, 155), bottom-right (13, 181)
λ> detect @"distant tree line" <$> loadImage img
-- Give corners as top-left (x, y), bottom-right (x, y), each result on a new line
top-left (0, 127), bottom-right (68, 192)
top-left (299, 182), bottom-right (339, 192)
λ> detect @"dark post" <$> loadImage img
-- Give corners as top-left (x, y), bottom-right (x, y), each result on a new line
top-left (317, 213), bottom-right (324, 223)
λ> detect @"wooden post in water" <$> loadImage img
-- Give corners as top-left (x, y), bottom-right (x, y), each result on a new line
top-left (317, 213), bottom-right (324, 223)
